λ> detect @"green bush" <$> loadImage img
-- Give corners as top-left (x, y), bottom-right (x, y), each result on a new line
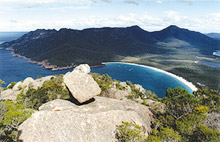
top-left (193, 125), bottom-right (220, 142)
top-left (148, 87), bottom-right (220, 142)
top-left (6, 82), bottom-right (16, 89)
top-left (92, 73), bottom-right (114, 92)
top-left (16, 75), bottom-right (70, 110)
top-left (115, 121), bottom-right (146, 142)
top-left (0, 100), bottom-right (34, 141)
top-left (194, 89), bottom-right (220, 112)
top-left (147, 126), bottom-right (182, 142)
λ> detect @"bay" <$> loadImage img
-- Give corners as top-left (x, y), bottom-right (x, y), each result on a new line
top-left (0, 49), bottom-right (192, 98)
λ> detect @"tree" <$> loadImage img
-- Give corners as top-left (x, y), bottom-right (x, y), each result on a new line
top-left (194, 89), bottom-right (220, 112)
top-left (0, 100), bottom-right (34, 141)
top-left (162, 87), bottom-right (199, 120)
top-left (115, 121), bottom-right (146, 142)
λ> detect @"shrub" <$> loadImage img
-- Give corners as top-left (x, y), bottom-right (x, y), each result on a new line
top-left (115, 121), bottom-right (146, 142)
top-left (0, 100), bottom-right (34, 141)
top-left (6, 82), bottom-right (16, 89)
top-left (16, 75), bottom-right (70, 110)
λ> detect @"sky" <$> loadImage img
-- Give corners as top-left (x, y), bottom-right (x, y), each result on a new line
top-left (0, 0), bottom-right (220, 33)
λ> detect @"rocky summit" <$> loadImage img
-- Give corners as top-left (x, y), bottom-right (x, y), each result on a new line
top-left (18, 97), bottom-right (153, 142)
top-left (63, 64), bottom-right (101, 103)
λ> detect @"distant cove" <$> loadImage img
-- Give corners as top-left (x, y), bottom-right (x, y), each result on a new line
top-left (0, 49), bottom-right (193, 97)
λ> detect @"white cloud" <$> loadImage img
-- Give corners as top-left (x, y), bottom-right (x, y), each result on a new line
top-left (49, 6), bottom-right (89, 11)
top-left (155, 0), bottom-right (162, 4)
top-left (163, 10), bottom-right (182, 22)
top-left (1, 11), bottom-right (220, 33)
top-left (123, 0), bottom-right (139, 5)
top-left (177, 0), bottom-right (194, 4)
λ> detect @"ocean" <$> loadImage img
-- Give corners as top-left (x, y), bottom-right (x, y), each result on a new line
top-left (0, 49), bottom-right (193, 97)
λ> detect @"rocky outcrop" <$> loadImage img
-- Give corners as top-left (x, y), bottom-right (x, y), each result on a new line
top-left (135, 84), bottom-right (146, 94)
top-left (0, 76), bottom-right (54, 101)
top-left (204, 112), bottom-right (220, 132)
top-left (119, 82), bottom-right (132, 93)
top-left (0, 89), bottom-right (19, 101)
top-left (18, 97), bottom-right (153, 142)
top-left (74, 64), bottom-right (90, 74)
top-left (101, 88), bottom-right (129, 100)
top-left (63, 64), bottom-right (101, 103)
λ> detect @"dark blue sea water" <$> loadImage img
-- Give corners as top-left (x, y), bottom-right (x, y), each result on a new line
top-left (0, 49), bottom-right (192, 97)
top-left (0, 50), bottom-right (71, 85)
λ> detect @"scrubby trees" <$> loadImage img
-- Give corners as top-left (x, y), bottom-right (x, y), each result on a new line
top-left (16, 75), bottom-right (70, 109)
top-left (0, 100), bottom-right (34, 141)
top-left (146, 87), bottom-right (220, 142)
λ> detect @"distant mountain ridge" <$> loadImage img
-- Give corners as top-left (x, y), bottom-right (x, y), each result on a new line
top-left (206, 33), bottom-right (220, 40)
top-left (0, 25), bottom-right (219, 68)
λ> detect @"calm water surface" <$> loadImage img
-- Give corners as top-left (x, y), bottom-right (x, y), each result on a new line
top-left (0, 49), bottom-right (192, 97)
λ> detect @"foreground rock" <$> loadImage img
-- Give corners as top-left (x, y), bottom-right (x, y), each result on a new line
top-left (18, 97), bottom-right (153, 142)
top-left (63, 64), bottom-right (101, 103)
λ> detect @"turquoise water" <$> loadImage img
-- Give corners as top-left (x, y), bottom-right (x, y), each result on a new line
top-left (0, 49), bottom-right (192, 97)
top-left (92, 63), bottom-right (192, 97)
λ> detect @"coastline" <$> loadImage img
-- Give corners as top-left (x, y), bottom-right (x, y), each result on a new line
top-left (0, 48), bottom-right (198, 92)
top-left (5, 48), bottom-right (75, 70)
top-left (103, 62), bottom-right (198, 92)
top-left (3, 48), bottom-right (105, 70)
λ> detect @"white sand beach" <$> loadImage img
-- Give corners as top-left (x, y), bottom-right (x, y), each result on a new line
top-left (103, 62), bottom-right (198, 92)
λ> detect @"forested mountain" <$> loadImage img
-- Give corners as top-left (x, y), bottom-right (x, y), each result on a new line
top-left (1, 25), bottom-right (219, 67)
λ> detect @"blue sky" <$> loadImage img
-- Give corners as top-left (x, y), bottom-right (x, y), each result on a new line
top-left (0, 0), bottom-right (220, 33)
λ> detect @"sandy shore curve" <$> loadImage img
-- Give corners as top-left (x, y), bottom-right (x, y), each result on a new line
top-left (103, 62), bottom-right (198, 92)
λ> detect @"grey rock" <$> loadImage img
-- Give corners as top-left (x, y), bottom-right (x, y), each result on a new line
top-left (101, 88), bottom-right (129, 100)
top-left (73, 64), bottom-right (90, 74)
top-left (0, 89), bottom-right (19, 101)
top-left (12, 77), bottom-right (37, 92)
top-left (204, 112), bottom-right (220, 132)
top-left (1, 76), bottom-right (55, 101)
top-left (63, 65), bottom-right (101, 103)
top-left (135, 84), bottom-right (146, 94)
top-left (120, 82), bottom-right (131, 93)
top-left (12, 81), bottom-right (23, 91)
top-left (35, 75), bottom-right (55, 87)
top-left (18, 97), bottom-right (153, 142)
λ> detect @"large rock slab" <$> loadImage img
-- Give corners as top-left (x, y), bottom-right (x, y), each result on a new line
top-left (18, 97), bottom-right (153, 142)
top-left (63, 64), bottom-right (101, 103)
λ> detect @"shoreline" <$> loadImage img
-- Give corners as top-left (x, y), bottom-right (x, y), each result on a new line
top-left (2, 48), bottom-right (105, 70)
top-left (0, 48), bottom-right (198, 92)
top-left (103, 62), bottom-right (198, 92)
top-left (6, 48), bottom-right (75, 70)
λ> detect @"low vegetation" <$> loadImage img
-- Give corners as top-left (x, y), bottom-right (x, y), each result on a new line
top-left (0, 100), bottom-right (34, 141)
top-left (115, 87), bottom-right (220, 142)
top-left (16, 75), bottom-right (70, 110)
top-left (115, 121), bottom-right (147, 142)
